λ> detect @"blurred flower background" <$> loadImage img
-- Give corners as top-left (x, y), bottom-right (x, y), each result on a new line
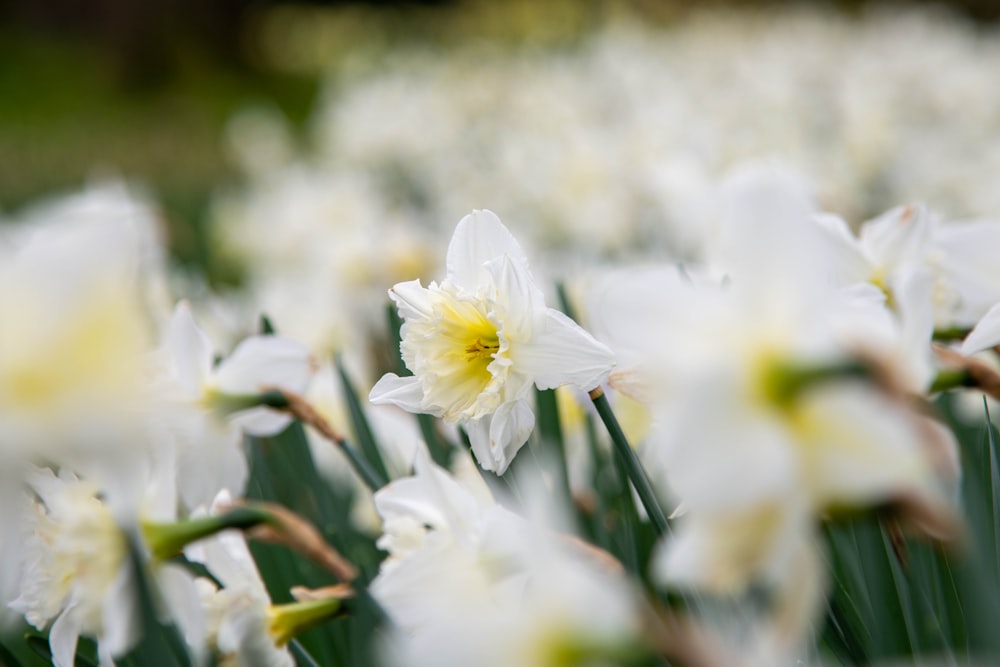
top-left (6, 0), bottom-right (1000, 283)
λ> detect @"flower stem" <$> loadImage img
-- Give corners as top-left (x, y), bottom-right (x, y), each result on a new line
top-left (142, 507), bottom-right (273, 560)
top-left (258, 389), bottom-right (386, 491)
top-left (589, 387), bottom-right (669, 537)
top-left (929, 368), bottom-right (975, 394)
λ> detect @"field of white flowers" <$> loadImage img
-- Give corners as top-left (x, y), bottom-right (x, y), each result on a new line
top-left (5, 4), bottom-right (1000, 666)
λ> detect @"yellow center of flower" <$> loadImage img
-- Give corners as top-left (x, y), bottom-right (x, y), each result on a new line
top-left (465, 336), bottom-right (501, 361)
top-left (403, 288), bottom-right (510, 421)
top-left (1, 288), bottom-right (147, 413)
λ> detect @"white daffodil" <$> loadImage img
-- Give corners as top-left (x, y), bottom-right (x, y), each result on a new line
top-left (370, 210), bottom-right (614, 474)
top-left (8, 462), bottom-right (204, 667)
top-left (372, 451), bottom-right (642, 667)
top-left (0, 190), bottom-right (157, 464)
top-left (153, 302), bottom-right (314, 510)
top-left (591, 171), bottom-right (957, 662)
top-left (185, 491), bottom-right (349, 666)
top-left (9, 470), bottom-right (135, 667)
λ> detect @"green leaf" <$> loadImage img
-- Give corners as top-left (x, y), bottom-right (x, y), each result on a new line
top-left (590, 390), bottom-right (669, 538)
top-left (244, 420), bottom-right (385, 666)
top-left (288, 640), bottom-right (322, 667)
top-left (113, 536), bottom-right (191, 667)
top-left (334, 356), bottom-right (391, 486)
top-left (0, 640), bottom-right (23, 667)
top-left (534, 387), bottom-right (571, 500)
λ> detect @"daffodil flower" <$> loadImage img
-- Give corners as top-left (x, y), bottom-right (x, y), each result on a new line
top-left (370, 210), bottom-right (614, 474)
top-left (372, 451), bottom-right (642, 667)
top-left (154, 302), bottom-right (313, 509)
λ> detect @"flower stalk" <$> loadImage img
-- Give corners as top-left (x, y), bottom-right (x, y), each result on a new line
top-left (141, 506), bottom-right (274, 560)
top-left (256, 388), bottom-right (387, 491)
top-left (589, 387), bottom-right (670, 537)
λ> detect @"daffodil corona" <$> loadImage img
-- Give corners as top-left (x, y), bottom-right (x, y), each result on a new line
top-left (370, 210), bottom-right (615, 474)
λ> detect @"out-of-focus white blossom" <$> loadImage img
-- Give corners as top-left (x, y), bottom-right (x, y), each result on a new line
top-left (372, 451), bottom-right (642, 667)
top-left (185, 491), bottom-right (294, 667)
top-left (8, 459), bottom-right (199, 667)
top-left (591, 168), bottom-right (957, 663)
top-left (0, 184), bottom-right (164, 464)
top-left (152, 302), bottom-right (314, 510)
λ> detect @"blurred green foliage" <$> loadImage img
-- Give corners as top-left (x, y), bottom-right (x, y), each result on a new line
top-left (0, 26), bottom-right (316, 272)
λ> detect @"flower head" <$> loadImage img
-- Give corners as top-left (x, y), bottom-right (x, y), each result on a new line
top-left (370, 210), bottom-right (614, 474)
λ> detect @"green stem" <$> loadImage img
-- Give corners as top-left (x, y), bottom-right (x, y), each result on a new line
top-left (590, 388), bottom-right (669, 537)
top-left (338, 438), bottom-right (386, 493)
top-left (335, 356), bottom-right (392, 484)
top-left (288, 640), bottom-right (322, 667)
top-left (763, 359), bottom-right (871, 408)
top-left (142, 507), bottom-right (273, 560)
top-left (930, 368), bottom-right (975, 394)
top-left (257, 389), bottom-right (386, 492)
top-left (932, 326), bottom-right (972, 343)
top-left (535, 387), bottom-right (571, 500)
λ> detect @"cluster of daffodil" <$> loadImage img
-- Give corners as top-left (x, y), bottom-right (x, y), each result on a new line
top-left (0, 184), bottom-right (335, 666)
top-left (6, 157), bottom-right (1000, 666)
top-left (213, 4), bottom-right (1000, 361)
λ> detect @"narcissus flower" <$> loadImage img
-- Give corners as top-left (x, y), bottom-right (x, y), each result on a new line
top-left (153, 302), bottom-right (313, 509)
top-left (370, 210), bottom-right (614, 474)
top-left (371, 451), bottom-right (642, 667)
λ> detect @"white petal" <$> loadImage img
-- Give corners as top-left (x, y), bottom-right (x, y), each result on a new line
top-left (100, 553), bottom-right (140, 659)
top-left (176, 419), bottom-right (247, 511)
top-left (652, 379), bottom-right (796, 512)
top-left (155, 563), bottom-right (207, 666)
top-left (213, 335), bottom-right (312, 395)
top-left (49, 607), bottom-right (80, 667)
top-left (515, 309), bottom-right (615, 391)
top-left (652, 502), bottom-right (809, 594)
top-left (798, 385), bottom-right (930, 504)
top-left (935, 220), bottom-right (1000, 323)
top-left (466, 400), bottom-right (535, 474)
top-left (465, 416), bottom-right (495, 472)
top-left (446, 210), bottom-right (528, 292)
top-left (369, 374), bottom-right (429, 414)
top-left (164, 300), bottom-right (214, 396)
top-left (813, 213), bottom-right (871, 285)
top-left (487, 400), bottom-right (535, 475)
top-left (230, 407), bottom-right (293, 437)
top-left (484, 254), bottom-right (544, 337)
top-left (49, 608), bottom-right (82, 667)
top-left (891, 268), bottom-right (935, 390)
top-left (961, 300), bottom-right (1000, 356)
top-left (859, 204), bottom-right (930, 271)
top-left (389, 279), bottom-right (434, 320)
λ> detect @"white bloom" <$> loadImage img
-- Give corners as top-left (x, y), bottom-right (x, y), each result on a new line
top-left (185, 491), bottom-right (294, 667)
top-left (8, 464), bottom-right (200, 667)
top-left (153, 302), bottom-right (313, 509)
top-left (372, 452), bottom-right (641, 667)
top-left (0, 189), bottom-right (157, 463)
top-left (592, 173), bottom-right (955, 661)
top-left (9, 471), bottom-right (132, 666)
top-left (370, 210), bottom-right (614, 474)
